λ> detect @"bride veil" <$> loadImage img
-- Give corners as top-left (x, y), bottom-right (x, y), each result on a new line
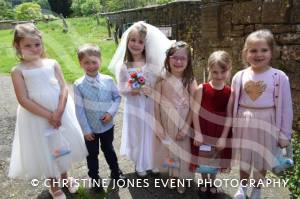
top-left (108, 21), bottom-right (173, 82)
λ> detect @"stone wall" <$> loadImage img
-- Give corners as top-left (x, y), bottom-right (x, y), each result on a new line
top-left (103, 0), bottom-right (300, 130)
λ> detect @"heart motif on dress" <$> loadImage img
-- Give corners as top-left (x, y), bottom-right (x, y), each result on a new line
top-left (244, 80), bottom-right (267, 101)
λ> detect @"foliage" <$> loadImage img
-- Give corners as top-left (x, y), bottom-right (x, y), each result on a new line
top-left (71, 0), bottom-right (102, 16)
top-left (282, 131), bottom-right (300, 198)
top-left (0, 0), bottom-right (14, 19)
top-left (15, 2), bottom-right (43, 20)
top-left (0, 17), bottom-right (115, 82)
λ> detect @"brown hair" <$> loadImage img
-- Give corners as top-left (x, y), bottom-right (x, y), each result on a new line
top-left (124, 23), bottom-right (147, 63)
top-left (13, 23), bottom-right (46, 60)
top-left (77, 44), bottom-right (101, 61)
top-left (207, 50), bottom-right (232, 81)
top-left (242, 29), bottom-right (275, 65)
top-left (164, 41), bottom-right (194, 89)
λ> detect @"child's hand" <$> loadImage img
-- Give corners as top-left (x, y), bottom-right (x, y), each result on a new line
top-left (278, 137), bottom-right (289, 148)
top-left (101, 112), bottom-right (112, 124)
top-left (155, 123), bottom-right (165, 140)
top-left (141, 85), bottom-right (152, 97)
top-left (48, 112), bottom-right (62, 129)
top-left (193, 133), bottom-right (203, 146)
top-left (215, 138), bottom-right (226, 151)
top-left (84, 133), bottom-right (95, 141)
top-left (176, 128), bottom-right (188, 141)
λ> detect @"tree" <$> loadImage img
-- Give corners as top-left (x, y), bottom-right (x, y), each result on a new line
top-left (71, 0), bottom-right (102, 16)
top-left (15, 2), bottom-right (42, 20)
top-left (48, 0), bottom-right (72, 17)
top-left (0, 0), bottom-right (14, 19)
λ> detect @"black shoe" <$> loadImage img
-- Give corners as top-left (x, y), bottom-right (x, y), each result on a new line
top-left (111, 170), bottom-right (127, 180)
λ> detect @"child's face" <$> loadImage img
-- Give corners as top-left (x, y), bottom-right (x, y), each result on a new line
top-left (246, 40), bottom-right (272, 69)
top-left (169, 48), bottom-right (188, 76)
top-left (209, 64), bottom-right (229, 84)
top-left (17, 36), bottom-right (43, 61)
top-left (127, 30), bottom-right (145, 57)
top-left (79, 55), bottom-right (101, 77)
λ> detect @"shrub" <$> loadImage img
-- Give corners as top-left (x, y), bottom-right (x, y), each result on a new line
top-left (15, 2), bottom-right (42, 20)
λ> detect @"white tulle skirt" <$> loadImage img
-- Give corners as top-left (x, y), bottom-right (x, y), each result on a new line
top-left (8, 96), bottom-right (88, 179)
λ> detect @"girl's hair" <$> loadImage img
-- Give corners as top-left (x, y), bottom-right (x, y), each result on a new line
top-left (164, 41), bottom-right (194, 88)
top-left (242, 29), bottom-right (275, 65)
top-left (13, 23), bottom-right (46, 60)
top-left (207, 50), bottom-right (232, 81)
top-left (124, 23), bottom-right (147, 63)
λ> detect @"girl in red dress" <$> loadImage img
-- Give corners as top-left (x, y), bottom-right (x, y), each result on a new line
top-left (191, 50), bottom-right (234, 198)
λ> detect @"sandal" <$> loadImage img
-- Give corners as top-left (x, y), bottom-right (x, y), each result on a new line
top-left (67, 177), bottom-right (79, 193)
top-left (49, 188), bottom-right (66, 199)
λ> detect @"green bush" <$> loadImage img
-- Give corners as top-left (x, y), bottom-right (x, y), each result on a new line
top-left (15, 2), bottom-right (42, 20)
top-left (0, 0), bottom-right (14, 19)
top-left (71, 0), bottom-right (102, 16)
top-left (283, 131), bottom-right (300, 198)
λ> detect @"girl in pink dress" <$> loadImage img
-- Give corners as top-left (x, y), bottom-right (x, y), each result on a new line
top-left (232, 29), bottom-right (293, 199)
top-left (154, 41), bottom-right (197, 194)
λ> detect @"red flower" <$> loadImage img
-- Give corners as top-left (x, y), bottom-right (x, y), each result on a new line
top-left (130, 72), bottom-right (137, 78)
top-left (138, 76), bottom-right (145, 84)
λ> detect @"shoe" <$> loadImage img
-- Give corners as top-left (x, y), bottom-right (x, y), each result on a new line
top-left (151, 168), bottom-right (160, 174)
top-left (234, 185), bottom-right (247, 199)
top-left (66, 177), bottom-right (79, 193)
top-left (136, 170), bottom-right (147, 177)
top-left (198, 184), bottom-right (208, 198)
top-left (177, 183), bottom-right (186, 194)
top-left (250, 187), bottom-right (261, 199)
top-left (111, 170), bottom-right (127, 180)
top-left (208, 185), bottom-right (219, 199)
top-left (49, 188), bottom-right (66, 199)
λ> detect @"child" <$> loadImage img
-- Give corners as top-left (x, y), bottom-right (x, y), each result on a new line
top-left (108, 21), bottom-right (172, 177)
top-left (154, 41), bottom-right (197, 194)
top-left (191, 50), bottom-right (233, 198)
top-left (232, 29), bottom-right (293, 199)
top-left (9, 23), bottom-right (88, 199)
top-left (74, 44), bottom-right (125, 192)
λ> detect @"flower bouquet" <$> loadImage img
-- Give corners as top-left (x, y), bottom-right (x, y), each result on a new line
top-left (128, 70), bottom-right (145, 92)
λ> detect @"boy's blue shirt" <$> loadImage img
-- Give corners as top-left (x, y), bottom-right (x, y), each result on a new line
top-left (74, 72), bottom-right (121, 134)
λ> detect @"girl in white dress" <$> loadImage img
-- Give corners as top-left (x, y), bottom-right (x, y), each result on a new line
top-left (109, 22), bottom-right (172, 177)
top-left (9, 23), bottom-right (88, 199)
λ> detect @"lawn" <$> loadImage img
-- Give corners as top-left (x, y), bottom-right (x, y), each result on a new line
top-left (0, 17), bottom-right (116, 82)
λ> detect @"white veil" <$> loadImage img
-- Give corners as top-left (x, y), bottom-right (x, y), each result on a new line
top-left (108, 21), bottom-right (173, 81)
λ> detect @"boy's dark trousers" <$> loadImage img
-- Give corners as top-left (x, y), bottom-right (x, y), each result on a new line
top-left (85, 127), bottom-right (120, 180)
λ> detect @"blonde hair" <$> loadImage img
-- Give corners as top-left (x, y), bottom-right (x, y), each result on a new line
top-left (77, 44), bottom-right (101, 61)
top-left (242, 29), bottom-right (275, 65)
top-left (13, 23), bottom-right (46, 60)
top-left (124, 23), bottom-right (147, 63)
top-left (207, 50), bottom-right (232, 81)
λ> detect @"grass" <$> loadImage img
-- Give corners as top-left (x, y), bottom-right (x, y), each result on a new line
top-left (0, 17), bottom-right (116, 82)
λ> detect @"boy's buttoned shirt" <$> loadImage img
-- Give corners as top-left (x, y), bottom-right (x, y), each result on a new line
top-left (74, 73), bottom-right (121, 134)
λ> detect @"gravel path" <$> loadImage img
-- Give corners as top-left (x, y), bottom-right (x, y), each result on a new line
top-left (0, 75), bottom-right (291, 199)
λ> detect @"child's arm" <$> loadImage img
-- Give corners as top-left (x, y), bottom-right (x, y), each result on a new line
top-left (52, 62), bottom-right (68, 123)
top-left (154, 79), bottom-right (165, 139)
top-left (73, 83), bottom-right (93, 139)
top-left (278, 75), bottom-right (293, 147)
top-left (192, 84), bottom-right (204, 146)
top-left (216, 89), bottom-right (234, 151)
top-left (11, 68), bottom-right (58, 127)
top-left (176, 79), bottom-right (198, 140)
top-left (103, 79), bottom-right (121, 123)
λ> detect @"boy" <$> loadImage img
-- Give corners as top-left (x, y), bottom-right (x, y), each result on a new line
top-left (74, 44), bottom-right (125, 192)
